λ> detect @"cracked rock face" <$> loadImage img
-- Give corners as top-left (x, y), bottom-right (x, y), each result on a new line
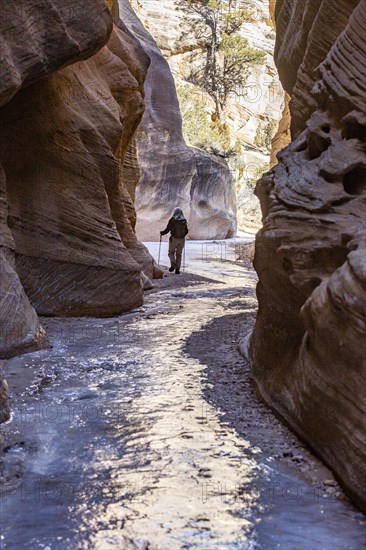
top-left (119, 0), bottom-right (237, 241)
top-left (0, 0), bottom-right (155, 361)
top-left (251, 0), bottom-right (366, 512)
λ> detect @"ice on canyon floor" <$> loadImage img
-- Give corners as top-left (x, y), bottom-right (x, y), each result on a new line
top-left (1, 239), bottom-right (365, 549)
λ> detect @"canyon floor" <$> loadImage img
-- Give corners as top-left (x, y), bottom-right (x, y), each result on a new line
top-left (0, 239), bottom-right (365, 549)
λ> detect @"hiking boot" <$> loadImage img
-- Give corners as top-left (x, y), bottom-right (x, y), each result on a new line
top-left (175, 269), bottom-right (180, 274)
top-left (169, 266), bottom-right (175, 272)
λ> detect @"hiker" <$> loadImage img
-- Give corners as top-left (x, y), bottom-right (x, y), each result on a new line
top-left (160, 207), bottom-right (189, 274)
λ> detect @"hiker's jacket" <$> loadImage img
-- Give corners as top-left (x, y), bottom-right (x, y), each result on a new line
top-left (161, 216), bottom-right (189, 239)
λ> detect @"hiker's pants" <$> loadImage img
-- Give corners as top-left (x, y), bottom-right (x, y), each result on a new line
top-left (169, 237), bottom-right (185, 269)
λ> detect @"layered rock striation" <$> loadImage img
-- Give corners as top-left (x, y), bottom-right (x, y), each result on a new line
top-left (120, 0), bottom-right (237, 241)
top-left (0, 0), bottom-right (156, 363)
top-left (128, 0), bottom-right (285, 234)
top-left (251, 0), bottom-right (366, 511)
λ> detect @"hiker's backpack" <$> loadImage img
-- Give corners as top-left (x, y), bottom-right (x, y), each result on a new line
top-left (172, 218), bottom-right (188, 239)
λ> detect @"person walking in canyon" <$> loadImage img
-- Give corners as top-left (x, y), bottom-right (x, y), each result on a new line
top-left (160, 207), bottom-right (189, 274)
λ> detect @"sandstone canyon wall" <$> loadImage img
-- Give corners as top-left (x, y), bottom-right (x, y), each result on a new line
top-left (120, 0), bottom-right (237, 241)
top-left (130, 0), bottom-right (285, 234)
top-left (250, 0), bottom-right (366, 511)
top-left (0, 0), bottom-right (158, 376)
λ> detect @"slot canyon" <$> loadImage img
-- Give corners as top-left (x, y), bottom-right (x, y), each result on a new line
top-left (0, 0), bottom-right (365, 548)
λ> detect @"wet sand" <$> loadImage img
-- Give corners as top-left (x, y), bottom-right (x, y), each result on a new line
top-left (0, 242), bottom-right (365, 549)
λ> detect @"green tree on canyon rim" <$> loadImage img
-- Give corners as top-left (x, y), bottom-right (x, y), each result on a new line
top-left (181, 0), bottom-right (266, 121)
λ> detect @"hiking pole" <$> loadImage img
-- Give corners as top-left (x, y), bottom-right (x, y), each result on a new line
top-left (183, 239), bottom-right (186, 272)
top-left (158, 234), bottom-right (162, 266)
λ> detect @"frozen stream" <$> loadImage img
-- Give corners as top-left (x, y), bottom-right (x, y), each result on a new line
top-left (0, 240), bottom-right (365, 549)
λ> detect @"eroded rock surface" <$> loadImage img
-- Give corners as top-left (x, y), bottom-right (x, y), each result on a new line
top-left (0, 367), bottom-right (9, 422)
top-left (0, 0), bottom-right (155, 361)
top-left (131, 0), bottom-right (286, 233)
top-left (119, 0), bottom-right (237, 241)
top-left (251, 0), bottom-right (366, 512)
